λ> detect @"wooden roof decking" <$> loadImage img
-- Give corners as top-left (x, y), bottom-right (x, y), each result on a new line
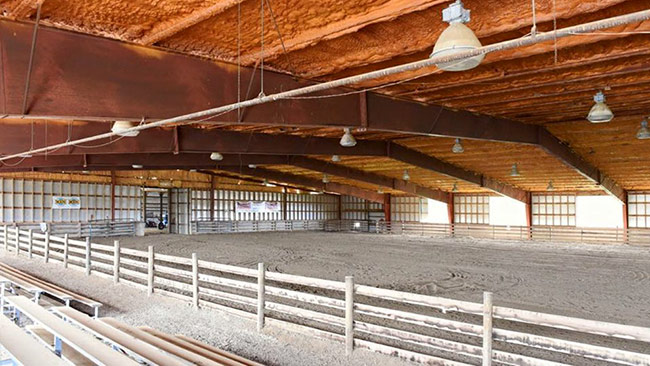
top-left (0, 0), bottom-right (648, 198)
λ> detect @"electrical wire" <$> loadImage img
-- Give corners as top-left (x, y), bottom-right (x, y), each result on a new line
top-left (259, 0), bottom-right (265, 97)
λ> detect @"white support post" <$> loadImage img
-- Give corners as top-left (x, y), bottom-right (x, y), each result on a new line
top-left (113, 240), bottom-right (120, 284)
top-left (3, 225), bottom-right (7, 250)
top-left (483, 291), bottom-right (494, 366)
top-left (14, 227), bottom-right (19, 256)
top-left (27, 229), bottom-right (33, 258)
top-left (85, 237), bottom-right (91, 276)
top-left (63, 234), bottom-right (69, 268)
top-left (192, 253), bottom-right (199, 309)
top-left (147, 245), bottom-right (154, 295)
top-left (345, 275), bottom-right (355, 356)
top-left (44, 232), bottom-right (50, 263)
top-left (257, 263), bottom-right (265, 332)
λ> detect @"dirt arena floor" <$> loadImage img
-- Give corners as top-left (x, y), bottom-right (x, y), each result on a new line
top-left (97, 232), bottom-right (650, 327)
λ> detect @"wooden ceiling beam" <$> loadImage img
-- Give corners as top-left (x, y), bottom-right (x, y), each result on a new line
top-left (216, 166), bottom-right (385, 203)
top-left (288, 156), bottom-right (449, 203)
top-left (138, 0), bottom-right (245, 45)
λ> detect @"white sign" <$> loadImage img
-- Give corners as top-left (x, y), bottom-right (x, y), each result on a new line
top-left (235, 201), bottom-right (281, 213)
top-left (52, 196), bottom-right (81, 209)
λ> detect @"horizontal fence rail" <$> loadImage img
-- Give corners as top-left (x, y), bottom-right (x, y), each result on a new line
top-left (0, 220), bottom-right (137, 238)
top-left (1, 226), bottom-right (650, 365)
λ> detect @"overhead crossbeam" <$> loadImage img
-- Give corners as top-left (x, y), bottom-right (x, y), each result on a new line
top-left (216, 166), bottom-right (385, 203)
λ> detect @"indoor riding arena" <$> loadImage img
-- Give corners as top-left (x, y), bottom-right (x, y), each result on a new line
top-left (0, 1), bottom-right (649, 365)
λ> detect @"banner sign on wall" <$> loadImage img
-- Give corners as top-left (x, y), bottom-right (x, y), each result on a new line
top-left (236, 201), bottom-right (281, 213)
top-left (52, 196), bottom-right (81, 209)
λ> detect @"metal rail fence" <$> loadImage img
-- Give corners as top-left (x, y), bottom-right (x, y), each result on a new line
top-left (0, 220), bottom-right (136, 238)
top-left (2, 227), bottom-right (649, 365)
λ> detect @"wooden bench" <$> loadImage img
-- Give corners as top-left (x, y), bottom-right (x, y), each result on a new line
top-left (26, 325), bottom-right (95, 366)
top-left (54, 306), bottom-right (190, 366)
top-left (101, 317), bottom-right (263, 366)
top-left (0, 314), bottom-right (68, 366)
top-left (0, 262), bottom-right (102, 317)
top-left (4, 295), bottom-right (139, 366)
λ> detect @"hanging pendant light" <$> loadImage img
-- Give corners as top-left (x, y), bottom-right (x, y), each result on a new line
top-left (637, 118), bottom-right (650, 140)
top-left (586, 91), bottom-right (614, 123)
top-left (339, 128), bottom-right (357, 147)
top-left (452, 182), bottom-right (458, 192)
top-left (210, 152), bottom-right (224, 161)
top-left (378, 187), bottom-right (384, 194)
top-left (510, 163), bottom-right (520, 177)
top-left (132, 164), bottom-right (143, 169)
top-left (332, 155), bottom-right (341, 162)
top-left (322, 174), bottom-right (330, 184)
top-left (248, 164), bottom-right (257, 169)
top-left (402, 169), bottom-right (411, 181)
top-left (547, 180), bottom-right (555, 191)
top-left (452, 138), bottom-right (464, 153)
top-left (430, 0), bottom-right (484, 72)
top-left (111, 121), bottom-right (140, 137)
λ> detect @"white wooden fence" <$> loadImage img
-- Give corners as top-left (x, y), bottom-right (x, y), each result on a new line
top-left (2, 226), bottom-right (650, 365)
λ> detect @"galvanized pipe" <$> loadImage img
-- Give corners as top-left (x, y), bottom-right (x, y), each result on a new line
top-left (2, 9), bottom-right (650, 162)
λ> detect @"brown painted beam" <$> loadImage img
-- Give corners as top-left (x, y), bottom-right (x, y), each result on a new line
top-left (217, 166), bottom-right (384, 203)
top-left (288, 156), bottom-right (449, 203)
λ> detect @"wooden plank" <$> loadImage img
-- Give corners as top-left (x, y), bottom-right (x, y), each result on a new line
top-left (5, 296), bottom-right (139, 365)
top-left (27, 326), bottom-right (95, 366)
top-left (100, 318), bottom-right (225, 366)
top-left (175, 335), bottom-right (265, 366)
top-left (0, 316), bottom-right (68, 366)
top-left (53, 307), bottom-right (189, 366)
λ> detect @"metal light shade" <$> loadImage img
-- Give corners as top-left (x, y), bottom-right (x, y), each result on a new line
top-left (332, 155), bottom-right (341, 162)
top-left (402, 170), bottom-right (410, 181)
top-left (210, 152), bottom-right (224, 161)
top-left (510, 163), bottom-right (520, 177)
top-left (452, 138), bottom-right (464, 153)
top-left (547, 180), bottom-right (555, 191)
top-left (637, 119), bottom-right (650, 140)
top-left (111, 121), bottom-right (139, 137)
top-left (431, 22), bottom-right (484, 71)
top-left (452, 183), bottom-right (458, 192)
top-left (132, 164), bottom-right (143, 169)
top-left (248, 164), bottom-right (257, 169)
top-left (587, 92), bottom-right (613, 123)
top-left (322, 174), bottom-right (330, 184)
top-left (378, 188), bottom-right (384, 194)
top-left (340, 128), bottom-right (357, 147)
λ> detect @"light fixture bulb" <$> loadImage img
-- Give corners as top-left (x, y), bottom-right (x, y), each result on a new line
top-left (111, 121), bottom-right (140, 137)
top-left (339, 128), bottom-right (357, 147)
top-left (637, 119), bottom-right (650, 140)
top-left (132, 164), bottom-right (143, 169)
top-left (402, 169), bottom-right (410, 181)
top-left (547, 180), bottom-right (555, 191)
top-left (587, 92), bottom-right (613, 123)
top-left (210, 152), bottom-right (224, 161)
top-left (262, 179), bottom-right (268, 186)
top-left (322, 174), bottom-right (330, 184)
top-left (378, 187), bottom-right (384, 194)
top-left (452, 138), bottom-right (464, 153)
top-left (430, 0), bottom-right (484, 72)
top-left (332, 155), bottom-right (341, 162)
top-left (452, 183), bottom-right (458, 192)
top-left (510, 163), bottom-right (520, 177)
top-left (248, 164), bottom-right (257, 169)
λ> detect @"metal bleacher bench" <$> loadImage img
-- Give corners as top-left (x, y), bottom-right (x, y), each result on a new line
top-left (4, 295), bottom-right (139, 366)
top-left (0, 313), bottom-right (68, 366)
top-left (0, 262), bottom-right (102, 317)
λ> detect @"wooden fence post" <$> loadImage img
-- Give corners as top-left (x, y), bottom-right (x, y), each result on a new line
top-left (113, 240), bottom-right (120, 284)
top-left (27, 229), bottom-right (33, 259)
top-left (483, 291), bottom-right (494, 366)
top-left (345, 275), bottom-right (355, 356)
top-left (85, 237), bottom-right (91, 276)
top-left (147, 245), bottom-right (154, 295)
top-left (257, 263), bottom-right (265, 332)
top-left (3, 225), bottom-right (7, 250)
top-left (15, 227), bottom-right (20, 256)
top-left (63, 234), bottom-right (69, 268)
top-left (192, 253), bottom-right (199, 309)
top-left (44, 232), bottom-right (50, 263)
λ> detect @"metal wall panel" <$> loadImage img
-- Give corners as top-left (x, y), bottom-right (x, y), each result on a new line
top-left (170, 188), bottom-right (190, 234)
top-left (342, 196), bottom-right (382, 221)
top-left (0, 178), bottom-right (141, 224)
top-left (531, 193), bottom-right (576, 226)
top-left (454, 194), bottom-right (490, 224)
top-left (391, 196), bottom-right (425, 222)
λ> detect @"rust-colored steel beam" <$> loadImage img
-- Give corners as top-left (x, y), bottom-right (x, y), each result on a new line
top-left (0, 20), bottom-right (537, 144)
top-left (288, 156), bottom-right (449, 203)
top-left (217, 166), bottom-right (384, 203)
